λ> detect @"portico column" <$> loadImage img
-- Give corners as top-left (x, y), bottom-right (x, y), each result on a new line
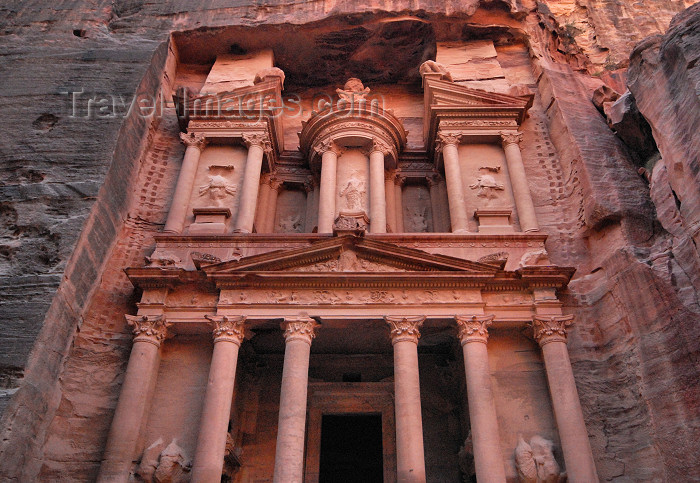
top-left (234, 132), bottom-right (271, 233)
top-left (394, 173), bottom-right (405, 233)
top-left (368, 138), bottom-right (390, 233)
top-left (190, 316), bottom-right (246, 482)
top-left (164, 132), bottom-right (207, 233)
top-left (385, 171), bottom-right (397, 232)
top-left (273, 317), bottom-right (320, 483)
top-left (455, 315), bottom-right (507, 483)
top-left (426, 173), bottom-right (444, 232)
top-left (436, 131), bottom-right (469, 233)
top-left (533, 315), bottom-right (597, 482)
top-left (263, 177), bottom-right (283, 233)
top-left (501, 132), bottom-right (539, 232)
top-left (386, 316), bottom-right (426, 482)
top-left (97, 315), bottom-right (171, 483)
top-left (315, 139), bottom-right (343, 233)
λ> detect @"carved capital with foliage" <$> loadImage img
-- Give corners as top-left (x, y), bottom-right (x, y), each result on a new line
top-left (363, 137), bottom-right (393, 157)
top-left (455, 314), bottom-right (494, 345)
top-left (532, 315), bottom-right (574, 346)
top-left (242, 132), bottom-right (272, 154)
top-left (385, 316), bottom-right (425, 345)
top-left (180, 131), bottom-right (208, 150)
top-left (206, 315), bottom-right (246, 345)
top-left (125, 314), bottom-right (171, 347)
top-left (426, 172), bottom-right (443, 188)
top-left (282, 316), bottom-right (320, 345)
top-left (435, 131), bottom-right (462, 153)
top-left (499, 131), bottom-right (523, 148)
top-left (313, 138), bottom-right (345, 157)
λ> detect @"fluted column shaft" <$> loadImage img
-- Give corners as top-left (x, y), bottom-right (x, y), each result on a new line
top-left (438, 132), bottom-right (468, 233)
top-left (273, 317), bottom-right (320, 483)
top-left (191, 316), bottom-right (246, 482)
top-left (394, 174), bottom-right (405, 233)
top-left (97, 315), bottom-right (171, 483)
top-left (316, 140), bottom-right (342, 233)
top-left (456, 315), bottom-right (506, 483)
top-left (263, 177), bottom-right (283, 233)
top-left (368, 143), bottom-right (388, 233)
top-left (385, 171), bottom-right (397, 232)
top-left (164, 133), bottom-right (207, 233)
top-left (501, 133), bottom-right (539, 232)
top-left (386, 316), bottom-right (426, 482)
top-left (234, 133), bottom-right (270, 233)
top-left (534, 316), bottom-right (597, 482)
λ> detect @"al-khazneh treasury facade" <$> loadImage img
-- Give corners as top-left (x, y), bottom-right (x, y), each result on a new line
top-left (94, 50), bottom-right (598, 483)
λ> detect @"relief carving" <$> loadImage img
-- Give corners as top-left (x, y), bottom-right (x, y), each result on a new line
top-left (514, 435), bottom-right (566, 483)
top-left (198, 175), bottom-right (237, 207)
top-left (406, 207), bottom-right (428, 233)
top-left (135, 438), bottom-right (191, 483)
top-left (339, 177), bottom-right (366, 211)
top-left (336, 77), bottom-right (370, 102)
top-left (278, 214), bottom-right (302, 232)
top-left (470, 173), bottom-right (505, 200)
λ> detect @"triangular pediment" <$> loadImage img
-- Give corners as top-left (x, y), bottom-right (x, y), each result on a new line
top-left (425, 78), bottom-right (530, 109)
top-left (202, 236), bottom-right (500, 275)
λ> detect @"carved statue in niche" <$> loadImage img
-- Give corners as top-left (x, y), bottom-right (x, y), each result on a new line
top-left (407, 207), bottom-right (428, 232)
top-left (470, 173), bottom-right (504, 201)
top-left (336, 77), bottom-right (370, 102)
top-left (198, 175), bottom-right (236, 207)
top-left (514, 435), bottom-right (566, 483)
top-left (339, 177), bottom-right (366, 211)
top-left (278, 213), bottom-right (302, 232)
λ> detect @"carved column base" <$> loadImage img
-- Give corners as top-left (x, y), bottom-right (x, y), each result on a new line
top-left (474, 209), bottom-right (514, 234)
top-left (188, 208), bottom-right (231, 235)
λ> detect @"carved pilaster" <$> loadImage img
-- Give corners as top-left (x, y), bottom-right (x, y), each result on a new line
top-left (206, 315), bottom-right (246, 345)
top-left (499, 131), bottom-right (523, 148)
top-left (303, 176), bottom-right (318, 193)
top-left (282, 316), bottom-right (320, 345)
top-left (426, 172), bottom-right (442, 188)
top-left (242, 132), bottom-right (272, 154)
top-left (385, 316), bottom-right (425, 345)
top-left (532, 315), bottom-right (574, 346)
top-left (125, 314), bottom-right (171, 347)
top-left (313, 138), bottom-right (345, 157)
top-left (180, 132), bottom-right (208, 151)
top-left (435, 131), bottom-right (462, 153)
top-left (455, 315), bottom-right (494, 345)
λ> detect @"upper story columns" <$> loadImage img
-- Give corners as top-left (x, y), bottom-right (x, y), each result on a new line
top-left (314, 139), bottom-right (345, 234)
top-left (436, 131), bottom-right (469, 233)
top-left (235, 133), bottom-right (272, 233)
top-left (501, 132), bottom-right (539, 232)
top-left (164, 132), bottom-right (208, 234)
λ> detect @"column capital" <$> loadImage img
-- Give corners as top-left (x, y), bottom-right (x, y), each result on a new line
top-left (394, 172), bottom-right (406, 187)
top-left (385, 316), bottom-right (425, 345)
top-left (313, 138), bottom-right (345, 157)
top-left (455, 315), bottom-right (494, 345)
top-left (499, 131), bottom-right (523, 148)
top-left (205, 315), bottom-right (246, 345)
top-left (436, 131), bottom-right (462, 153)
top-left (385, 170), bottom-right (396, 183)
top-left (426, 172), bottom-right (443, 187)
top-left (282, 316), bottom-right (320, 345)
top-left (180, 131), bottom-right (208, 150)
top-left (125, 314), bottom-right (171, 347)
top-left (303, 175), bottom-right (318, 193)
top-left (268, 176), bottom-right (284, 191)
top-left (242, 132), bottom-right (272, 154)
top-left (364, 137), bottom-right (393, 157)
top-left (532, 315), bottom-right (574, 346)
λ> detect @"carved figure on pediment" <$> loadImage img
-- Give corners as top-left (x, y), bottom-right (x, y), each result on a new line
top-left (144, 251), bottom-right (183, 268)
top-left (514, 435), bottom-right (566, 483)
top-left (278, 213), bottom-right (302, 232)
top-left (407, 207), bottom-right (428, 233)
top-left (519, 249), bottom-right (550, 267)
top-left (336, 78), bottom-right (370, 102)
top-left (470, 174), bottom-right (505, 200)
top-left (340, 178), bottom-right (366, 211)
top-left (253, 67), bottom-right (285, 88)
top-left (198, 175), bottom-right (236, 207)
top-left (419, 60), bottom-right (454, 82)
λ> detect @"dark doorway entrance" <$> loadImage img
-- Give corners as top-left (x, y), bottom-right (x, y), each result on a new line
top-left (319, 414), bottom-right (384, 483)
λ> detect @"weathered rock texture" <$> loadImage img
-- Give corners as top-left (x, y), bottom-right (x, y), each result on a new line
top-left (0, 1), bottom-right (698, 482)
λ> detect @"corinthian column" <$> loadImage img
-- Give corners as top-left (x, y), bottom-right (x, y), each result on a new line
top-left (98, 315), bottom-right (171, 483)
top-left (455, 315), bottom-right (506, 483)
top-left (386, 316), bottom-right (426, 482)
top-left (500, 132), bottom-right (539, 232)
top-left (191, 316), bottom-right (246, 483)
top-left (394, 173), bottom-right (405, 233)
top-left (235, 132), bottom-right (271, 233)
top-left (436, 132), bottom-right (469, 233)
top-left (368, 138), bottom-right (391, 233)
top-left (164, 132), bottom-right (207, 233)
top-left (533, 315), bottom-right (597, 482)
top-left (273, 317), bottom-right (320, 483)
top-left (315, 139), bottom-right (344, 233)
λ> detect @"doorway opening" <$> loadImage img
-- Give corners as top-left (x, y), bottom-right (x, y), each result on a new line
top-left (319, 414), bottom-right (384, 483)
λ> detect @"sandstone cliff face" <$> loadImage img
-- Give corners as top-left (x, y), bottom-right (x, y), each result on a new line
top-left (0, 1), bottom-right (698, 482)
